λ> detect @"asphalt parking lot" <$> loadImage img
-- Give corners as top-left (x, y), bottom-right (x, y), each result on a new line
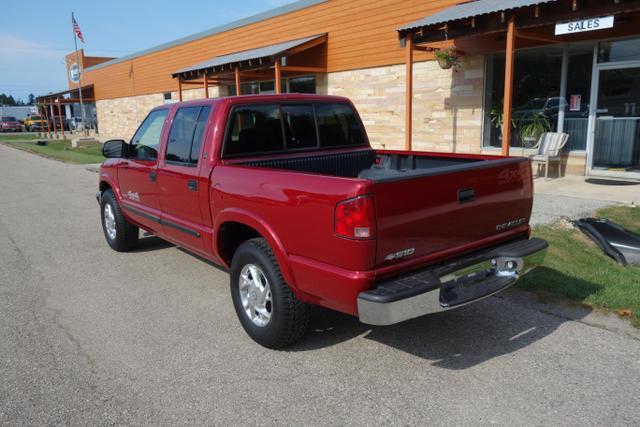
top-left (1, 143), bottom-right (639, 425)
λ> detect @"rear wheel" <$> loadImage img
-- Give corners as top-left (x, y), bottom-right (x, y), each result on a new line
top-left (230, 238), bottom-right (310, 349)
top-left (100, 189), bottom-right (139, 252)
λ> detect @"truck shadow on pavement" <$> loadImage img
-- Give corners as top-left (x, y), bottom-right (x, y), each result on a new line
top-left (129, 234), bottom-right (175, 252)
top-left (292, 271), bottom-right (597, 370)
top-left (125, 237), bottom-right (598, 369)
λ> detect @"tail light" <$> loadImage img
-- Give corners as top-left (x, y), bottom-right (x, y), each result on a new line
top-left (335, 195), bottom-right (376, 240)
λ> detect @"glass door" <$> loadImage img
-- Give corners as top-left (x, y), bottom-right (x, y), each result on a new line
top-left (590, 66), bottom-right (640, 176)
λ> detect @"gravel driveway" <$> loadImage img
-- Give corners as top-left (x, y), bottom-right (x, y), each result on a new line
top-left (1, 144), bottom-right (639, 425)
top-left (529, 193), bottom-right (615, 226)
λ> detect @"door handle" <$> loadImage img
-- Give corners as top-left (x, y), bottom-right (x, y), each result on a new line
top-left (458, 188), bottom-right (475, 204)
top-left (149, 172), bottom-right (157, 182)
top-left (188, 180), bottom-right (198, 191)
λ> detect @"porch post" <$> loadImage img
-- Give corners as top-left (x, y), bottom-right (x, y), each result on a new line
top-left (275, 59), bottom-right (282, 94)
top-left (502, 16), bottom-right (516, 156)
top-left (42, 103), bottom-right (51, 136)
top-left (38, 105), bottom-right (45, 135)
top-left (203, 74), bottom-right (209, 99)
top-left (405, 33), bottom-right (414, 151)
top-left (56, 97), bottom-right (65, 139)
top-left (235, 67), bottom-right (241, 95)
top-left (50, 100), bottom-right (58, 137)
top-left (178, 77), bottom-right (183, 102)
top-left (557, 45), bottom-right (569, 133)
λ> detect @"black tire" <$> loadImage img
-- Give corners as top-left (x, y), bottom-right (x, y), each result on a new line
top-left (100, 189), bottom-right (139, 252)
top-left (230, 238), bottom-right (310, 349)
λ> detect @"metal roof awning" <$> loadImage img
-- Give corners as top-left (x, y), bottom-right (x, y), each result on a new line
top-left (36, 84), bottom-right (94, 103)
top-left (398, 0), bottom-right (640, 43)
top-left (398, 0), bottom-right (556, 34)
top-left (172, 34), bottom-right (326, 79)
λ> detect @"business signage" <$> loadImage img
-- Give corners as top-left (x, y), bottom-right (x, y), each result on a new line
top-left (555, 16), bottom-right (614, 35)
top-left (69, 63), bottom-right (81, 83)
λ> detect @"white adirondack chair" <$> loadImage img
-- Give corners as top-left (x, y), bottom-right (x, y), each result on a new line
top-left (529, 132), bottom-right (570, 180)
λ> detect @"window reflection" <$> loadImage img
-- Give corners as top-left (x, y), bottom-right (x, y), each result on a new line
top-left (484, 44), bottom-right (593, 151)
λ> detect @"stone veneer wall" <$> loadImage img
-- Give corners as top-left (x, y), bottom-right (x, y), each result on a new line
top-left (96, 87), bottom-right (220, 141)
top-left (97, 59), bottom-right (483, 151)
top-left (325, 55), bottom-right (485, 152)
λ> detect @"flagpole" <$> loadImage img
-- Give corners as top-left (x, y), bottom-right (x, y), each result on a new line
top-left (72, 12), bottom-right (86, 135)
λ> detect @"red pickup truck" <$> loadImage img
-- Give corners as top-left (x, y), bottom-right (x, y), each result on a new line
top-left (97, 94), bottom-right (547, 348)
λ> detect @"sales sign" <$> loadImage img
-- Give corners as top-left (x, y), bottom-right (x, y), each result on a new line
top-left (555, 16), bottom-right (614, 35)
top-left (570, 95), bottom-right (582, 112)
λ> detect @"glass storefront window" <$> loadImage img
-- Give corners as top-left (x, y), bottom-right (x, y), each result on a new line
top-left (289, 76), bottom-right (316, 93)
top-left (227, 76), bottom-right (316, 96)
top-left (562, 45), bottom-right (593, 151)
top-left (483, 46), bottom-right (562, 148)
top-left (598, 39), bottom-right (640, 63)
top-left (483, 44), bottom-right (593, 151)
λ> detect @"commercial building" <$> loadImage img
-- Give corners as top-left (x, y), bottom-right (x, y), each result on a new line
top-left (43, 0), bottom-right (640, 179)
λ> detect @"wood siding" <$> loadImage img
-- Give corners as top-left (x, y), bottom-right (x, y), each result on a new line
top-left (81, 0), bottom-right (461, 100)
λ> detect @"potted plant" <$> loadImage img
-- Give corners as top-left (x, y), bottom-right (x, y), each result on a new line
top-left (517, 112), bottom-right (551, 148)
top-left (489, 101), bottom-right (515, 145)
top-left (434, 47), bottom-right (459, 70)
top-left (489, 104), bottom-right (504, 131)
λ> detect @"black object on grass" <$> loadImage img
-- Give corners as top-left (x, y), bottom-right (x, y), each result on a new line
top-left (36, 140), bottom-right (48, 146)
top-left (576, 218), bottom-right (640, 266)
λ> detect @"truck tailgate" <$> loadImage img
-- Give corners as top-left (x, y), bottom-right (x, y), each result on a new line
top-left (373, 157), bottom-right (533, 269)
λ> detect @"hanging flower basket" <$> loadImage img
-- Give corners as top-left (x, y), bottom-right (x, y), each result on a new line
top-left (434, 47), bottom-right (459, 70)
top-left (436, 56), bottom-right (455, 69)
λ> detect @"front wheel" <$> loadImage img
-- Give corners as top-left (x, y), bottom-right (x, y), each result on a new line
top-left (100, 189), bottom-right (139, 252)
top-left (230, 238), bottom-right (310, 349)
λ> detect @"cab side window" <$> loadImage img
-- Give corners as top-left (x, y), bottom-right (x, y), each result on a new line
top-left (224, 105), bottom-right (284, 157)
top-left (166, 106), bottom-right (211, 165)
top-left (130, 109), bottom-right (168, 161)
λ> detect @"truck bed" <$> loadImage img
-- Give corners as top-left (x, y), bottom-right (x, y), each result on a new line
top-left (236, 148), bottom-right (520, 182)
top-left (233, 148), bottom-right (533, 269)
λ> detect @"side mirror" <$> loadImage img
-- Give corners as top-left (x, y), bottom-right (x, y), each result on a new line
top-left (102, 139), bottom-right (127, 158)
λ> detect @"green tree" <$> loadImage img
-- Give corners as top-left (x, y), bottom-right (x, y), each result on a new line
top-left (0, 93), bottom-right (18, 106)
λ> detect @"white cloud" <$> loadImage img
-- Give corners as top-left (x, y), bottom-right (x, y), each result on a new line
top-left (0, 34), bottom-right (65, 62)
top-left (0, 34), bottom-right (68, 100)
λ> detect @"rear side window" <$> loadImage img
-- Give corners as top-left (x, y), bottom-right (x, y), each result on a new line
top-left (190, 106), bottom-right (211, 163)
top-left (225, 105), bottom-right (284, 156)
top-left (282, 105), bottom-right (317, 150)
top-left (165, 106), bottom-right (211, 165)
top-left (315, 104), bottom-right (365, 148)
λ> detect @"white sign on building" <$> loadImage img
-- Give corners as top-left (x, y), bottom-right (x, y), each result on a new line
top-left (555, 16), bottom-right (614, 35)
top-left (69, 63), bottom-right (81, 83)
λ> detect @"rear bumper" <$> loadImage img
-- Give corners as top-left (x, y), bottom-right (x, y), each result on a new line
top-left (357, 238), bottom-right (548, 325)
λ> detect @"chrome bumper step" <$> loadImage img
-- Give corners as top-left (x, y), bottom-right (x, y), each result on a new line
top-left (358, 238), bottom-right (548, 326)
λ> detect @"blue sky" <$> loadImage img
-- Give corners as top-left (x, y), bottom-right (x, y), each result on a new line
top-left (1, 0), bottom-right (296, 102)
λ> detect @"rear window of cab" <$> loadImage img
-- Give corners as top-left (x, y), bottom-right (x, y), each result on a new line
top-left (223, 103), bottom-right (366, 158)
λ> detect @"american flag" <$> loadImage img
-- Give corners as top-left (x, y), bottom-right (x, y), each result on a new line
top-left (72, 14), bottom-right (85, 43)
